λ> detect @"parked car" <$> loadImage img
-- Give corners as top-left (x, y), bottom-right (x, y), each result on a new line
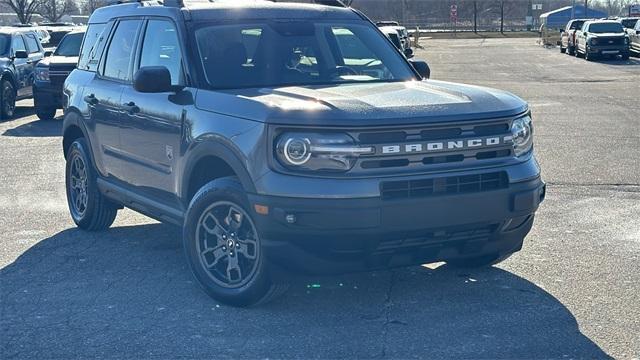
top-left (560, 19), bottom-right (588, 55)
top-left (63, 0), bottom-right (543, 306)
top-left (0, 28), bottom-right (46, 119)
top-left (575, 20), bottom-right (630, 60)
top-left (627, 19), bottom-right (640, 55)
top-left (376, 21), bottom-right (410, 48)
top-left (33, 29), bottom-right (84, 120)
top-left (378, 26), bottom-right (413, 57)
top-left (617, 17), bottom-right (639, 30)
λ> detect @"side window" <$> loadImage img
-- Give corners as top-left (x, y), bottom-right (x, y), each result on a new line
top-left (25, 34), bottom-right (40, 53)
top-left (12, 35), bottom-right (26, 54)
top-left (102, 20), bottom-right (141, 81)
top-left (139, 20), bottom-right (183, 85)
top-left (78, 23), bottom-right (111, 72)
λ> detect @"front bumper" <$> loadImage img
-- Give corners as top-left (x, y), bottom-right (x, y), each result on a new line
top-left (587, 44), bottom-right (630, 55)
top-left (249, 163), bottom-right (545, 274)
top-left (33, 80), bottom-right (63, 109)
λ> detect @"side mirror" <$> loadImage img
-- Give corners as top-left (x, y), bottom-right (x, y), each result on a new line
top-left (403, 47), bottom-right (414, 58)
top-left (560, 29), bottom-right (564, 33)
top-left (584, 31), bottom-right (588, 36)
top-left (44, 50), bottom-right (53, 57)
top-left (637, 30), bottom-right (640, 35)
top-left (133, 66), bottom-right (172, 93)
top-left (13, 50), bottom-right (28, 59)
top-left (410, 60), bottom-right (430, 79)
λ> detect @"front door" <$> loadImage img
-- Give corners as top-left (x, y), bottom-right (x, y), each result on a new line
top-left (119, 19), bottom-right (187, 207)
top-left (11, 35), bottom-right (30, 98)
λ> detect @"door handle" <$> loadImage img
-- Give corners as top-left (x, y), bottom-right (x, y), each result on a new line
top-left (83, 94), bottom-right (99, 105)
top-left (123, 101), bottom-right (140, 114)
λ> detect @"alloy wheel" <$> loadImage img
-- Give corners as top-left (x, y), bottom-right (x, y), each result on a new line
top-left (68, 153), bottom-right (89, 218)
top-left (195, 201), bottom-right (260, 289)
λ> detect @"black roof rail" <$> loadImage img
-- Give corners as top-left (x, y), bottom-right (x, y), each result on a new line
top-left (266, 0), bottom-right (347, 8)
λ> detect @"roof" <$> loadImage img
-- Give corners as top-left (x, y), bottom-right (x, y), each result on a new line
top-left (89, 0), bottom-right (360, 24)
top-left (0, 27), bottom-right (39, 35)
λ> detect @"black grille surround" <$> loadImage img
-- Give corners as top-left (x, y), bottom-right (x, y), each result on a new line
top-left (269, 115), bottom-right (527, 178)
top-left (593, 36), bottom-right (625, 46)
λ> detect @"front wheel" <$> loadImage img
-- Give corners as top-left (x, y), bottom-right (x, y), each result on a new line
top-left (560, 44), bottom-right (566, 53)
top-left (1, 79), bottom-right (16, 119)
top-left (65, 138), bottom-right (118, 230)
top-left (183, 177), bottom-right (285, 307)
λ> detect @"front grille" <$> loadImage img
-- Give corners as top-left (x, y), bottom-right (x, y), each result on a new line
top-left (354, 119), bottom-right (514, 171)
top-left (381, 171), bottom-right (508, 200)
top-left (595, 37), bottom-right (624, 46)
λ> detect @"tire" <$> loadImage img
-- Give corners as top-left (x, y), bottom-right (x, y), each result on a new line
top-left (183, 177), bottom-right (285, 307)
top-left (65, 138), bottom-right (118, 230)
top-left (447, 252), bottom-right (513, 269)
top-left (36, 106), bottom-right (57, 120)
top-left (585, 47), bottom-right (593, 61)
top-left (1, 79), bottom-right (16, 120)
top-left (622, 53), bottom-right (629, 60)
top-left (567, 46), bottom-right (575, 56)
top-left (560, 44), bottom-right (566, 53)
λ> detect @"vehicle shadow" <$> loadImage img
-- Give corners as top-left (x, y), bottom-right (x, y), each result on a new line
top-left (596, 57), bottom-right (640, 65)
top-left (2, 117), bottom-right (63, 137)
top-left (0, 223), bottom-right (611, 359)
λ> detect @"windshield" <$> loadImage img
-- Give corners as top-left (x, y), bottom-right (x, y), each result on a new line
top-left (589, 22), bottom-right (624, 33)
top-left (195, 20), bottom-right (416, 89)
top-left (54, 33), bottom-right (83, 57)
top-left (0, 34), bottom-right (9, 56)
top-left (621, 19), bottom-right (638, 28)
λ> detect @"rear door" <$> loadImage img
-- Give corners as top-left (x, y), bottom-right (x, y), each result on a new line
top-left (86, 19), bottom-right (143, 180)
top-left (118, 18), bottom-right (188, 207)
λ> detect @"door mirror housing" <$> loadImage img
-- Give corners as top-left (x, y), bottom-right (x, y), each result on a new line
top-left (13, 50), bottom-right (28, 59)
top-left (134, 66), bottom-right (173, 93)
top-left (637, 30), bottom-right (640, 35)
top-left (403, 47), bottom-right (414, 58)
top-left (44, 50), bottom-right (53, 57)
top-left (409, 60), bottom-right (430, 79)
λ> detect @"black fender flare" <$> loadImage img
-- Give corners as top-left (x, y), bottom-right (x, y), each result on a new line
top-left (62, 109), bottom-right (91, 160)
top-left (0, 70), bottom-right (17, 89)
top-left (180, 140), bottom-right (257, 204)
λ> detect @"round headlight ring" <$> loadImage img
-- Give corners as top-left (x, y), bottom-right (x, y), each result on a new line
top-left (283, 137), bottom-right (312, 165)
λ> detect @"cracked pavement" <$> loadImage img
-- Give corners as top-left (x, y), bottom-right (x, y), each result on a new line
top-left (1, 38), bottom-right (639, 359)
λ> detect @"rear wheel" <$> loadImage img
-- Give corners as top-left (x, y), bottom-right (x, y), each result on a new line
top-left (65, 138), bottom-right (118, 230)
top-left (183, 177), bottom-right (286, 307)
top-left (560, 44), bottom-right (566, 53)
top-left (1, 79), bottom-right (16, 119)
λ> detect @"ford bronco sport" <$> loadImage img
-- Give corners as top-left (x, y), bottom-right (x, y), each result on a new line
top-left (62, 0), bottom-right (545, 306)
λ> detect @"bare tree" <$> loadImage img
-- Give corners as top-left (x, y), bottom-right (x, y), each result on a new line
top-left (1, 0), bottom-right (44, 24)
top-left (38, 0), bottom-right (77, 22)
top-left (80, 0), bottom-right (102, 14)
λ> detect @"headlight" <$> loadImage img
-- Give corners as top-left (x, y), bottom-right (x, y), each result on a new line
top-left (511, 115), bottom-right (533, 157)
top-left (275, 132), bottom-right (373, 172)
top-left (590, 37), bottom-right (598, 46)
top-left (35, 67), bottom-right (49, 82)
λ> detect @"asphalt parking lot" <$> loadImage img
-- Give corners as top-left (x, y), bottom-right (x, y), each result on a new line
top-left (1, 37), bottom-right (639, 359)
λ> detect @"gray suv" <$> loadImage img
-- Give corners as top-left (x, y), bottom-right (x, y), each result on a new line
top-left (62, 0), bottom-right (544, 306)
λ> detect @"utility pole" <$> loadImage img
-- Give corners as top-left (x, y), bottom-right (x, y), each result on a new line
top-left (500, 0), bottom-right (504, 34)
top-left (584, 0), bottom-right (588, 17)
top-left (571, 0), bottom-right (575, 19)
top-left (474, 0), bottom-right (477, 33)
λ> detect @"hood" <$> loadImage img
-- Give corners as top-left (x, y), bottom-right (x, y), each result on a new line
top-left (37, 55), bottom-right (78, 67)
top-left (194, 80), bottom-right (528, 126)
